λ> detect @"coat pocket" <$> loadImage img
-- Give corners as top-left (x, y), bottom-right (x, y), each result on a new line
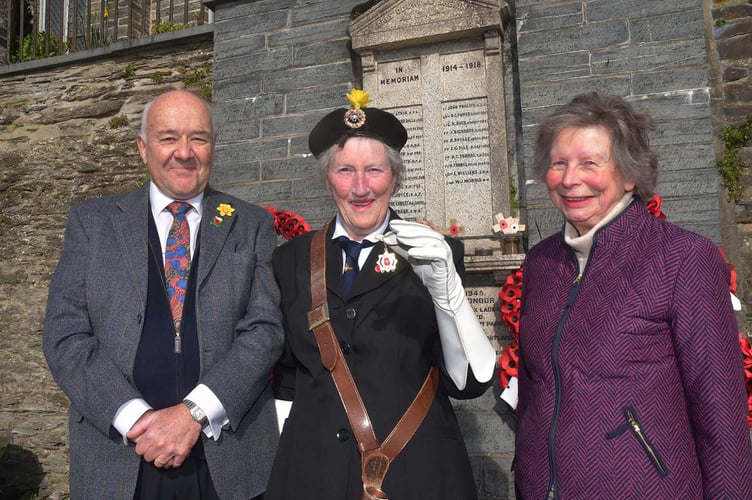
top-left (606, 406), bottom-right (669, 478)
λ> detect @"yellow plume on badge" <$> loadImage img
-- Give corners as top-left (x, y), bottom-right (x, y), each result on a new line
top-left (346, 89), bottom-right (371, 109)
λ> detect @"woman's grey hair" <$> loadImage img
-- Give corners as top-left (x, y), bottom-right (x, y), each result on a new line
top-left (532, 92), bottom-right (658, 201)
top-left (317, 138), bottom-right (406, 195)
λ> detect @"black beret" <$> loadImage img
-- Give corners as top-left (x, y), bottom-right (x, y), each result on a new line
top-left (308, 106), bottom-right (408, 158)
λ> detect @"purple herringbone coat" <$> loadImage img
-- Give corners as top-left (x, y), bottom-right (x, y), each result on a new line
top-left (515, 200), bottom-right (752, 499)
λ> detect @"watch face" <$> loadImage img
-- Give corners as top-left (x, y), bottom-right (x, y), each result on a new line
top-left (184, 400), bottom-right (208, 427)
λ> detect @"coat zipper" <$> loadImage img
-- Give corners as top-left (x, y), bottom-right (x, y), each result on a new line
top-left (546, 246), bottom-right (587, 499)
top-left (626, 408), bottom-right (669, 477)
top-left (546, 240), bottom-right (596, 500)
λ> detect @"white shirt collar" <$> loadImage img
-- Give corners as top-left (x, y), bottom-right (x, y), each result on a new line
top-left (331, 213), bottom-right (390, 244)
top-left (149, 182), bottom-right (204, 219)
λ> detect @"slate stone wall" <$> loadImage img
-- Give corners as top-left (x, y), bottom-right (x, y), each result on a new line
top-left (0, 32), bottom-right (212, 499)
top-left (515, 0), bottom-right (726, 246)
top-left (209, 0), bottom-right (366, 231)
top-left (711, 0), bottom-right (752, 331)
top-left (0, 0), bottom-right (750, 498)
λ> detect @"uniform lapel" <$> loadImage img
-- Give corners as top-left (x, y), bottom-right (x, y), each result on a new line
top-left (349, 241), bottom-right (407, 298)
top-left (324, 223), bottom-right (347, 301)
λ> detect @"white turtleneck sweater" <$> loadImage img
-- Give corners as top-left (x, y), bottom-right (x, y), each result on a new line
top-left (563, 193), bottom-right (634, 276)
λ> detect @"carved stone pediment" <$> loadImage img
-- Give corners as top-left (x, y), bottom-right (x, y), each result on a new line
top-left (350, 0), bottom-right (505, 50)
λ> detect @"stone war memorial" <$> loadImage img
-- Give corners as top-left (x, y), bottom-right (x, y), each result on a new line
top-left (350, 0), bottom-right (522, 353)
top-left (1, 0), bottom-right (751, 498)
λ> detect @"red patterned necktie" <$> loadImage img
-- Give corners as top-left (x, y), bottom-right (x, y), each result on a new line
top-left (165, 201), bottom-right (192, 348)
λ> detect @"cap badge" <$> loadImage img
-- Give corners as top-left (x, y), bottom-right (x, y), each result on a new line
top-left (344, 88), bottom-right (372, 130)
top-left (344, 108), bottom-right (366, 129)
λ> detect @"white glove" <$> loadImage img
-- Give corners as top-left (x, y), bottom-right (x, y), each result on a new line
top-left (381, 220), bottom-right (464, 313)
top-left (382, 220), bottom-right (496, 388)
top-left (500, 376), bottom-right (518, 410)
top-left (731, 292), bottom-right (742, 311)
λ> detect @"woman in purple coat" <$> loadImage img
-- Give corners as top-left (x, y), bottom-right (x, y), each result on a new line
top-left (515, 92), bottom-right (752, 498)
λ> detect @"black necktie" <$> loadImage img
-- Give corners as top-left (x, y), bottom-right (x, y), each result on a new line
top-left (338, 236), bottom-right (374, 294)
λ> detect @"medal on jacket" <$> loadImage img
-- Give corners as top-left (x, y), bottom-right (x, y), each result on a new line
top-left (374, 248), bottom-right (397, 273)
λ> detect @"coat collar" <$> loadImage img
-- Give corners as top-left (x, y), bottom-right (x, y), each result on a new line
top-left (196, 187), bottom-right (236, 288)
top-left (589, 198), bottom-right (650, 250)
top-left (113, 185), bottom-right (151, 306)
top-left (558, 197), bottom-right (649, 251)
top-left (111, 185), bottom-right (237, 294)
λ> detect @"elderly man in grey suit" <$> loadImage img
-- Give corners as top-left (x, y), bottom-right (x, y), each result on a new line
top-left (43, 89), bottom-right (284, 499)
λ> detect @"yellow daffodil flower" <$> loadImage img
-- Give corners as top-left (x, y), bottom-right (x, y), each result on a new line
top-left (346, 89), bottom-right (371, 109)
top-left (217, 203), bottom-right (235, 217)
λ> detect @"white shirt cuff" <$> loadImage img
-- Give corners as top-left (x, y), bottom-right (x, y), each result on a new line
top-left (500, 376), bottom-right (519, 410)
top-left (185, 384), bottom-right (229, 440)
top-left (113, 398), bottom-right (152, 445)
top-left (274, 399), bottom-right (293, 434)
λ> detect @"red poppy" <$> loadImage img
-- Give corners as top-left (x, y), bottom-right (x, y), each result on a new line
top-left (498, 340), bottom-right (519, 389)
top-left (265, 206), bottom-right (312, 240)
top-left (646, 194), bottom-right (667, 219)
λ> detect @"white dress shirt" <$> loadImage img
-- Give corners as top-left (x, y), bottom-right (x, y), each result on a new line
top-left (112, 182), bottom-right (229, 443)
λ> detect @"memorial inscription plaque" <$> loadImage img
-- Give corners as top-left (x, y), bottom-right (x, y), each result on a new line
top-left (371, 49), bottom-right (499, 240)
top-left (467, 286), bottom-right (509, 351)
top-left (350, 0), bottom-right (519, 277)
top-left (389, 106), bottom-right (425, 221)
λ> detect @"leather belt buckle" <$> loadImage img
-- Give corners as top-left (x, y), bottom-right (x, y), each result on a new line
top-left (307, 302), bottom-right (330, 330)
top-left (362, 485), bottom-right (388, 500)
top-left (361, 451), bottom-right (389, 500)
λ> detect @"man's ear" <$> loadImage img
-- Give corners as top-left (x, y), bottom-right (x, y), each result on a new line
top-left (136, 135), bottom-right (147, 165)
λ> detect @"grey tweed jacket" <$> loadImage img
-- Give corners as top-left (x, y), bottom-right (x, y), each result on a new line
top-left (43, 184), bottom-right (284, 499)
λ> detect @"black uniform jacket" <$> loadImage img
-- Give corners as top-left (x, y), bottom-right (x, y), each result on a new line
top-left (266, 211), bottom-right (491, 500)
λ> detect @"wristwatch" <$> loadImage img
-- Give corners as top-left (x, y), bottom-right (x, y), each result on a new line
top-left (182, 399), bottom-right (209, 429)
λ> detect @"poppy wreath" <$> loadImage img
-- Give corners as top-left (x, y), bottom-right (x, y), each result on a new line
top-left (266, 206), bottom-right (311, 240)
top-left (498, 267), bottom-right (522, 390)
top-left (496, 195), bottom-right (752, 426)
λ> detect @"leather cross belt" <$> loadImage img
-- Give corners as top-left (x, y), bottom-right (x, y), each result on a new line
top-left (308, 223), bottom-right (439, 500)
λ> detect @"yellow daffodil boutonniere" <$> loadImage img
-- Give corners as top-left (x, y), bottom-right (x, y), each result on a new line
top-left (212, 203), bottom-right (235, 227)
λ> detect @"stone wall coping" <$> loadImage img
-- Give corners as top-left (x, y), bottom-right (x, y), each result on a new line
top-left (0, 24), bottom-right (214, 77)
top-left (204, 0), bottom-right (242, 9)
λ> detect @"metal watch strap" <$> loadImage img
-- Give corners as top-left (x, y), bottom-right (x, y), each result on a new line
top-left (182, 399), bottom-right (209, 429)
